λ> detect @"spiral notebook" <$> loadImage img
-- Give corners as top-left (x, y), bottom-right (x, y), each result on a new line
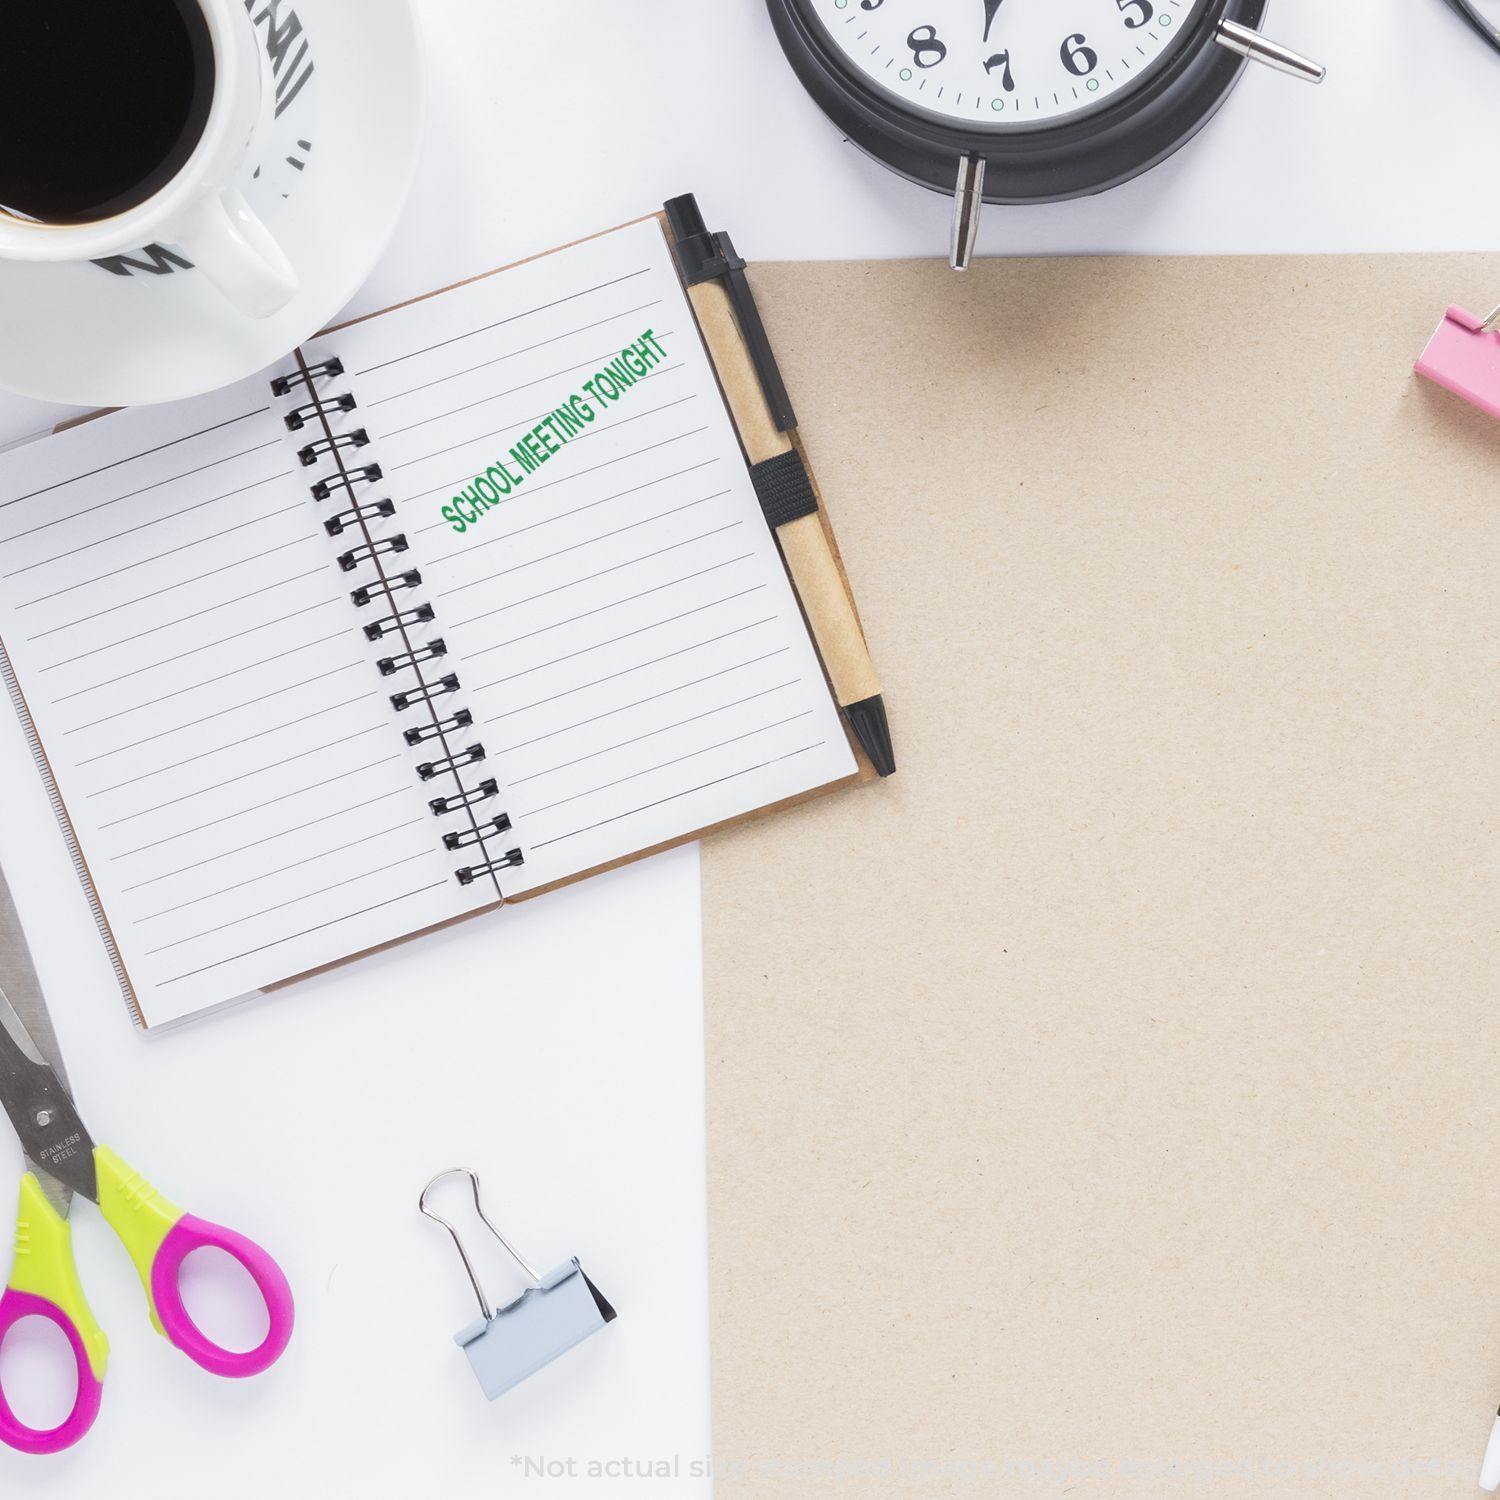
top-left (0, 214), bottom-right (866, 1028)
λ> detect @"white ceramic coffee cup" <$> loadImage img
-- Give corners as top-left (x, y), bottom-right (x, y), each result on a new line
top-left (0, 0), bottom-right (298, 320)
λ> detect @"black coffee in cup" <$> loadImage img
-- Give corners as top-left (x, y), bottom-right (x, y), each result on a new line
top-left (0, 0), bottom-right (216, 225)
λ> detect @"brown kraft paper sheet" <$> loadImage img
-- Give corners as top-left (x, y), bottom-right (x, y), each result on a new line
top-left (702, 253), bottom-right (1500, 1498)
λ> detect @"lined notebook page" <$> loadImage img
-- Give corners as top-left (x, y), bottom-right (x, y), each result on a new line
top-left (0, 384), bottom-right (488, 1027)
top-left (300, 216), bottom-right (856, 894)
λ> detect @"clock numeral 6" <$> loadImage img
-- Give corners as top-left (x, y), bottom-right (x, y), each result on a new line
top-left (906, 24), bottom-right (948, 68)
top-left (1116, 0), bottom-right (1155, 26)
top-left (1060, 32), bottom-right (1098, 77)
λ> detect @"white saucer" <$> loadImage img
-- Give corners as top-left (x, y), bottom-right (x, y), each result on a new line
top-left (0, 0), bottom-right (425, 408)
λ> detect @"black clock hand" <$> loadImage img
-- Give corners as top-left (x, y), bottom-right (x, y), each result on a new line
top-left (983, 0), bottom-right (1005, 43)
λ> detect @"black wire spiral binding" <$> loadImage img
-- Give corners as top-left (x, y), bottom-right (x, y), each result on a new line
top-left (416, 743), bottom-right (485, 782)
top-left (390, 674), bottom-right (460, 712)
top-left (268, 356), bottom-right (523, 890)
top-left (353, 569), bottom-right (421, 609)
top-left (284, 392), bottom-right (356, 432)
top-left (325, 498), bottom-right (395, 537)
top-left (405, 709), bottom-right (472, 746)
top-left (363, 600), bottom-right (434, 640)
top-left (377, 638), bottom-right (447, 676)
top-left (456, 851), bottom-right (526, 886)
top-left (270, 357), bottom-right (342, 396)
top-left (311, 464), bottom-right (381, 502)
top-left (337, 535), bottom-right (408, 572)
top-left (445, 813), bottom-right (512, 851)
top-left (430, 780), bottom-right (499, 816)
top-left (297, 429), bottom-right (370, 467)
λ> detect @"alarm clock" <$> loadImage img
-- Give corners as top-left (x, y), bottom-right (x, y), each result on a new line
top-left (767, 0), bottom-right (1325, 266)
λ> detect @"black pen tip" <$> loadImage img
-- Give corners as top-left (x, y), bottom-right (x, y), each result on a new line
top-left (844, 695), bottom-right (895, 778)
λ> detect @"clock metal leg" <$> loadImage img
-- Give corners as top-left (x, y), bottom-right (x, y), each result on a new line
top-left (1214, 19), bottom-right (1326, 82)
top-left (949, 155), bottom-right (985, 273)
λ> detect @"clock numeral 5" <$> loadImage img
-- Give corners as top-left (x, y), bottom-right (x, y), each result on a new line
top-left (906, 24), bottom-right (948, 68)
top-left (1060, 32), bottom-right (1098, 77)
top-left (859, 0), bottom-right (885, 8)
top-left (1116, 0), bottom-right (1154, 26)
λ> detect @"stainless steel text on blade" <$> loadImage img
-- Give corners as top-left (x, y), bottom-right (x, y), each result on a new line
top-left (0, 985), bottom-right (97, 1206)
top-left (0, 860), bottom-right (69, 1087)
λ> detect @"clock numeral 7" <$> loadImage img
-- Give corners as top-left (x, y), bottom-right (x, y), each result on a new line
top-left (1060, 32), bottom-right (1098, 76)
top-left (906, 24), bottom-right (948, 68)
top-left (984, 50), bottom-right (1015, 91)
top-left (1116, 0), bottom-right (1154, 25)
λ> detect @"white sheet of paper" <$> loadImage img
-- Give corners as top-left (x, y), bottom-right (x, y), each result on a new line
top-left (0, 715), bottom-right (712, 1495)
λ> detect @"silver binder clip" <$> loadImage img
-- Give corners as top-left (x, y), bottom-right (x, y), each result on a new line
top-left (419, 1168), bottom-right (616, 1401)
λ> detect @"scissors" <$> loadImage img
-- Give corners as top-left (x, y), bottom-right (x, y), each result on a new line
top-left (0, 866), bottom-right (293, 1455)
top-left (1439, 0), bottom-right (1500, 56)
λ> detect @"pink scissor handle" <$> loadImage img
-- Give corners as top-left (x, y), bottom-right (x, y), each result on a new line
top-left (0, 1288), bottom-right (104, 1456)
top-left (149, 1216), bottom-right (294, 1379)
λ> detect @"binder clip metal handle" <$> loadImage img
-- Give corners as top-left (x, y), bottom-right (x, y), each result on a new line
top-left (419, 1168), bottom-right (616, 1402)
top-left (419, 1168), bottom-right (540, 1320)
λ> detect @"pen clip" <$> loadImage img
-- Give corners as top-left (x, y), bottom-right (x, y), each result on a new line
top-left (712, 233), bottom-right (798, 435)
top-left (663, 197), bottom-right (797, 435)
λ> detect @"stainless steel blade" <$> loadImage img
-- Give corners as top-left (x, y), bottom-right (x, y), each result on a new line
top-left (0, 865), bottom-right (95, 1210)
top-left (0, 862), bottom-right (67, 1087)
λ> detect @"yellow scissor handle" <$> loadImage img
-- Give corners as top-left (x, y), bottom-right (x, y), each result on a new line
top-left (95, 1145), bottom-right (183, 1338)
top-left (0, 1174), bottom-right (109, 1454)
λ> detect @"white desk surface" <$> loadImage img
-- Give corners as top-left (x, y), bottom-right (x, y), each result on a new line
top-left (0, 1), bottom-right (1496, 1495)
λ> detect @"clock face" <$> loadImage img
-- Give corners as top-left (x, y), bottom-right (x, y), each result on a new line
top-left (805, 0), bottom-right (1210, 131)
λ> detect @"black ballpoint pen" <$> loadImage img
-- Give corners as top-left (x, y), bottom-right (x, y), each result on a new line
top-left (664, 194), bottom-right (895, 777)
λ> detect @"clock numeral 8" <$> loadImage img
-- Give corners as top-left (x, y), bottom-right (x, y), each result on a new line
top-left (1060, 32), bottom-right (1098, 77)
top-left (906, 24), bottom-right (948, 69)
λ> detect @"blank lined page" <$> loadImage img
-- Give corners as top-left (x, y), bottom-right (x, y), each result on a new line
top-left (0, 383), bottom-right (486, 1027)
top-left (298, 217), bottom-right (856, 894)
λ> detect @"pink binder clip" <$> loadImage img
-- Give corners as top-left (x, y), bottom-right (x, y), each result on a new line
top-left (1415, 305), bottom-right (1500, 421)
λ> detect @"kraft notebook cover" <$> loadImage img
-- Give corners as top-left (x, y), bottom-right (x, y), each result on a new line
top-left (0, 212), bottom-right (872, 1028)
